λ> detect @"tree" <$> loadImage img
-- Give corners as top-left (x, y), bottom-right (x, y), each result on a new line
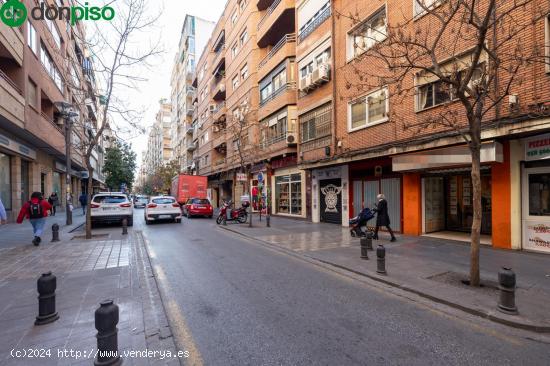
top-left (340, 0), bottom-right (548, 285)
top-left (103, 141), bottom-right (137, 191)
top-left (144, 160), bottom-right (180, 194)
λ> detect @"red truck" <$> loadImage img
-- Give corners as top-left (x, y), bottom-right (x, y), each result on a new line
top-left (171, 174), bottom-right (208, 205)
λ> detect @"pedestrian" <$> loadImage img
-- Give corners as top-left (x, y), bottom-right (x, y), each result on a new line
top-left (48, 192), bottom-right (59, 216)
top-left (373, 193), bottom-right (396, 242)
top-left (79, 192), bottom-right (88, 215)
top-left (16, 192), bottom-right (52, 246)
top-left (0, 197), bottom-right (7, 225)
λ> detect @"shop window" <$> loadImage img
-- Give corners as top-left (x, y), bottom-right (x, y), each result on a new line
top-left (528, 173), bottom-right (550, 216)
top-left (348, 87), bottom-right (388, 131)
top-left (347, 6), bottom-right (386, 60)
top-left (0, 153), bottom-right (11, 210)
top-left (275, 174), bottom-right (302, 215)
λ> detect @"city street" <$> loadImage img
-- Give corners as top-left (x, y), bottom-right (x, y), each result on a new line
top-left (129, 213), bottom-right (550, 366)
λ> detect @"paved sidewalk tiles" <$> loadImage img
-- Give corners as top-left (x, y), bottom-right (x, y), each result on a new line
top-left (220, 216), bottom-right (550, 333)
top-left (0, 231), bottom-right (182, 365)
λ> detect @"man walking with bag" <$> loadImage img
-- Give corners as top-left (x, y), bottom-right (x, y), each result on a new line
top-left (17, 192), bottom-right (52, 246)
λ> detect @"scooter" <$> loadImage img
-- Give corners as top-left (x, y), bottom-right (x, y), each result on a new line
top-left (349, 207), bottom-right (376, 237)
top-left (216, 200), bottom-right (249, 224)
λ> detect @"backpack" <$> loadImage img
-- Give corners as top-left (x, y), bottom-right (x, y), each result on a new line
top-left (28, 200), bottom-right (43, 219)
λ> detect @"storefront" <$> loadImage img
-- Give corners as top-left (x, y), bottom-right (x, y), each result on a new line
top-left (311, 165), bottom-right (350, 226)
top-left (349, 159), bottom-right (402, 232)
top-left (0, 152), bottom-right (11, 211)
top-left (522, 133), bottom-right (550, 254)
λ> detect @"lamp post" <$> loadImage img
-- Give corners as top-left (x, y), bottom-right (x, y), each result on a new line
top-left (55, 102), bottom-right (79, 226)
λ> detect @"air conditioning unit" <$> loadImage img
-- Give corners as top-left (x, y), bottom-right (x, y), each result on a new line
top-left (209, 104), bottom-right (216, 113)
top-left (318, 63), bottom-right (330, 82)
top-left (300, 75), bottom-right (313, 92)
top-left (286, 132), bottom-right (297, 145)
top-left (312, 68), bottom-right (320, 84)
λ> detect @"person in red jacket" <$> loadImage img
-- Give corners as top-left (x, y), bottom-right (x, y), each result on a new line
top-left (17, 192), bottom-right (52, 246)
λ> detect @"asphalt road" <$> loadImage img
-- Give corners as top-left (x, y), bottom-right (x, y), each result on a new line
top-left (136, 212), bottom-right (550, 366)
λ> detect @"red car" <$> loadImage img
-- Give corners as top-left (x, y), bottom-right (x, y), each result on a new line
top-left (183, 198), bottom-right (213, 218)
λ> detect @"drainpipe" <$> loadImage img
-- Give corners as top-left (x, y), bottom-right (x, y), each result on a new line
top-left (331, 0), bottom-right (337, 158)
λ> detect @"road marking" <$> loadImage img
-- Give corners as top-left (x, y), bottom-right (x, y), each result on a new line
top-left (166, 299), bottom-right (204, 366)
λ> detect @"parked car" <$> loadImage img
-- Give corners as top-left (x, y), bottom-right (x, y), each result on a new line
top-left (90, 192), bottom-right (133, 227)
top-left (182, 198), bottom-right (213, 218)
top-left (134, 195), bottom-right (149, 208)
top-left (144, 196), bottom-right (182, 224)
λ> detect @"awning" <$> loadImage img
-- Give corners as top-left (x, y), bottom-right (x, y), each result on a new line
top-left (392, 141), bottom-right (503, 172)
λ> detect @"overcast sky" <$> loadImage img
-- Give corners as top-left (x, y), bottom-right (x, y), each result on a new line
top-left (118, 0), bottom-right (225, 167)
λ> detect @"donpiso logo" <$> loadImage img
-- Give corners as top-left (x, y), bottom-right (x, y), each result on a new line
top-left (1, 0), bottom-right (115, 28)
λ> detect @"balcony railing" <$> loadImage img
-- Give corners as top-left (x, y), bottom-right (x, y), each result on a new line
top-left (258, 0), bottom-right (282, 30)
top-left (259, 131), bottom-right (296, 149)
top-left (298, 6), bottom-right (331, 43)
top-left (259, 81), bottom-right (296, 107)
top-left (258, 34), bottom-right (296, 70)
top-left (212, 101), bottom-right (226, 115)
top-left (0, 69), bottom-right (22, 96)
top-left (41, 111), bottom-right (63, 133)
top-left (214, 158), bottom-right (226, 167)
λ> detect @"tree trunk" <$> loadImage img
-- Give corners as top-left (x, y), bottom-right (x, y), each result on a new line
top-left (469, 143), bottom-right (482, 287)
top-left (86, 166), bottom-right (94, 240)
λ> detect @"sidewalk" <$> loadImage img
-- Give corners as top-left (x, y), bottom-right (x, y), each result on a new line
top-left (0, 212), bottom-right (86, 249)
top-left (220, 216), bottom-right (550, 333)
top-left (0, 229), bottom-right (181, 365)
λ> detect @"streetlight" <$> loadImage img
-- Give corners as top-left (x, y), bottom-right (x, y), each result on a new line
top-left (55, 101), bottom-right (79, 226)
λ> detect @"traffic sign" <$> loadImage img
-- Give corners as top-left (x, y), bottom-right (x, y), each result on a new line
top-left (257, 172), bottom-right (264, 183)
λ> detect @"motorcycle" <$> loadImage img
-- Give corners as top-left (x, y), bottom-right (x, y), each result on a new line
top-left (216, 200), bottom-right (249, 224)
top-left (349, 207), bottom-right (376, 237)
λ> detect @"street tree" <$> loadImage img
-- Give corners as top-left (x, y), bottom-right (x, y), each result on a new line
top-left (340, 0), bottom-right (549, 285)
top-left (103, 141), bottom-right (137, 191)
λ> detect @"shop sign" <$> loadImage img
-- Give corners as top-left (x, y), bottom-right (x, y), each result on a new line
top-left (271, 156), bottom-right (297, 170)
top-left (525, 133), bottom-right (550, 161)
top-left (313, 167), bottom-right (341, 180)
top-left (524, 222), bottom-right (550, 253)
top-left (0, 133), bottom-right (36, 159)
top-left (236, 173), bottom-right (247, 181)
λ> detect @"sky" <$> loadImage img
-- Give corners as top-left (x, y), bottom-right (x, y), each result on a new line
top-left (117, 0), bottom-right (226, 167)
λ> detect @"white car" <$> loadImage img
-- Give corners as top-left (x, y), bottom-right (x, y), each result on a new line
top-left (90, 192), bottom-right (134, 227)
top-left (144, 196), bottom-right (182, 224)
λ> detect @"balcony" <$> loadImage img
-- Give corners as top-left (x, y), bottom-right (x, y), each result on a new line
top-left (258, 34), bottom-right (296, 79)
top-left (187, 142), bottom-right (197, 152)
top-left (213, 158), bottom-right (226, 170)
top-left (298, 5), bottom-right (331, 43)
top-left (259, 82), bottom-right (297, 120)
top-left (186, 125), bottom-right (194, 135)
top-left (0, 69), bottom-right (25, 128)
top-left (0, 22), bottom-right (24, 66)
top-left (257, 0), bottom-right (295, 48)
top-left (211, 101), bottom-right (226, 122)
top-left (211, 77), bottom-right (226, 101)
top-left (186, 86), bottom-right (196, 99)
top-left (213, 133), bottom-right (226, 150)
top-left (259, 131), bottom-right (298, 154)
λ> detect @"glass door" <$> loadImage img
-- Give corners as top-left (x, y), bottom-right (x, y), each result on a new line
top-left (522, 166), bottom-right (550, 253)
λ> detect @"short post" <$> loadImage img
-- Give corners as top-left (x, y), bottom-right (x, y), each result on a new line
top-left (376, 245), bottom-right (387, 274)
top-left (51, 224), bottom-right (60, 242)
top-left (121, 218), bottom-right (128, 235)
top-left (359, 237), bottom-right (369, 259)
top-left (35, 272), bottom-right (59, 325)
top-left (365, 232), bottom-right (374, 250)
top-left (497, 267), bottom-right (518, 315)
top-left (94, 300), bottom-right (122, 366)
top-left (266, 214), bottom-right (270, 227)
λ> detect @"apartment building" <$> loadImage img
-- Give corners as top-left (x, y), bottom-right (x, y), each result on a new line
top-left (0, 0), bottom-right (104, 221)
top-left (143, 100), bottom-right (172, 175)
top-left (170, 15), bottom-right (215, 172)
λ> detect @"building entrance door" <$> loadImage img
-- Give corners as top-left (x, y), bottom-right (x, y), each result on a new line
top-left (319, 178), bottom-right (342, 224)
top-left (423, 177), bottom-right (445, 233)
top-left (522, 166), bottom-right (550, 253)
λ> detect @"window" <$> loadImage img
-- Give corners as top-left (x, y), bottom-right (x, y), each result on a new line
top-left (27, 79), bottom-right (37, 109)
top-left (298, 1), bottom-right (331, 41)
top-left (232, 74), bottom-right (240, 90)
top-left (231, 42), bottom-right (239, 58)
top-left (414, 0), bottom-right (439, 17)
top-left (417, 80), bottom-right (451, 110)
top-left (231, 10), bottom-right (238, 24)
top-left (40, 44), bottom-right (64, 92)
top-left (528, 173), bottom-right (550, 216)
top-left (205, 131), bottom-right (209, 142)
top-left (260, 83), bottom-right (272, 103)
top-left (347, 7), bottom-right (386, 60)
top-left (240, 29), bottom-right (248, 45)
top-left (300, 62), bottom-right (313, 78)
top-left (300, 103), bottom-right (332, 143)
top-left (0, 153), bottom-right (11, 211)
top-left (348, 87), bottom-right (388, 131)
top-left (241, 64), bottom-right (248, 80)
top-left (204, 154), bottom-right (209, 165)
top-left (315, 48), bottom-right (331, 67)
top-left (27, 21), bottom-right (37, 54)
top-left (42, 11), bottom-right (62, 48)
top-left (239, 0), bottom-right (247, 11)
top-left (275, 174), bottom-right (302, 215)
top-left (272, 69), bottom-right (287, 91)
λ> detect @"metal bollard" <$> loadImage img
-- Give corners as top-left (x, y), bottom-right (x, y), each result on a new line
top-left (121, 218), bottom-right (128, 235)
top-left (51, 224), bottom-right (60, 242)
top-left (35, 272), bottom-right (59, 325)
top-left (266, 215), bottom-right (270, 227)
top-left (497, 267), bottom-right (518, 315)
top-left (94, 300), bottom-right (122, 366)
top-left (376, 245), bottom-right (387, 274)
top-left (359, 237), bottom-right (369, 259)
top-left (365, 232), bottom-right (374, 250)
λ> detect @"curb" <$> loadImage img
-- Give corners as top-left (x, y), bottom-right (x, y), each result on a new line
top-left (218, 225), bottom-right (550, 334)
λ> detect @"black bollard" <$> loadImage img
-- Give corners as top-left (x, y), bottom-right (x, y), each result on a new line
top-left (266, 215), bottom-right (270, 227)
top-left (94, 300), bottom-right (122, 366)
top-left (35, 272), bottom-right (59, 325)
top-left (365, 231), bottom-right (374, 250)
top-left (121, 218), bottom-right (128, 235)
top-left (51, 224), bottom-right (60, 242)
top-left (360, 237), bottom-right (369, 259)
top-left (376, 245), bottom-right (387, 274)
top-left (497, 267), bottom-right (518, 315)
